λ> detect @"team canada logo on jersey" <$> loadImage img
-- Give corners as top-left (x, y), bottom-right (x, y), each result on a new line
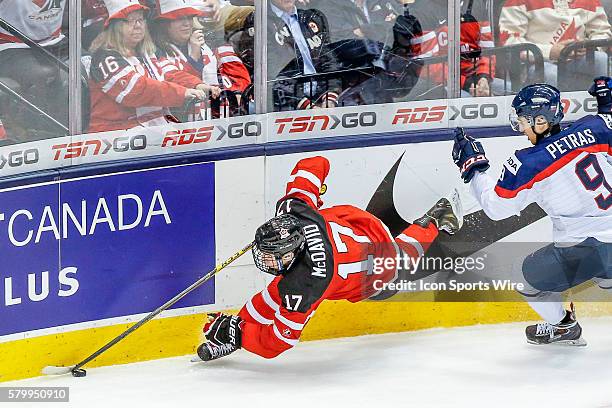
top-left (30, 0), bottom-right (63, 21)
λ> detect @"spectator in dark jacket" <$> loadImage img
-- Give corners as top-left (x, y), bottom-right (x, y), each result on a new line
top-left (239, 0), bottom-right (343, 111)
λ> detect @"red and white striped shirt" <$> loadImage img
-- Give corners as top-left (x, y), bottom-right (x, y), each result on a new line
top-left (88, 49), bottom-right (187, 133)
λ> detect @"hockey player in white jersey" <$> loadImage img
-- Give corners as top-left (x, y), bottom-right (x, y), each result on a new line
top-left (452, 79), bottom-right (612, 346)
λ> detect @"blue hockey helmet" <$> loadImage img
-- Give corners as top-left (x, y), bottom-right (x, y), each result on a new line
top-left (510, 84), bottom-right (564, 132)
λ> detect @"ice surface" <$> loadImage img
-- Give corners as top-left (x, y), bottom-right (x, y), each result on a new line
top-left (5, 318), bottom-right (612, 408)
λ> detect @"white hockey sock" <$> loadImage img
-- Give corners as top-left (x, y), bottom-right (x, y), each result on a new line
top-left (527, 292), bottom-right (566, 324)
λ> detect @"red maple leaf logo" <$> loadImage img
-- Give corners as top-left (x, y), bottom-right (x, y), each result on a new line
top-left (558, 19), bottom-right (579, 43)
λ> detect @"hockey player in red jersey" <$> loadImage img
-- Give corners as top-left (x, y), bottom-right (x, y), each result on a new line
top-left (197, 156), bottom-right (463, 361)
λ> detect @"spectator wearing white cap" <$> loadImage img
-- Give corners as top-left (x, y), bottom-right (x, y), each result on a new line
top-left (87, 0), bottom-right (207, 132)
top-left (151, 0), bottom-right (250, 100)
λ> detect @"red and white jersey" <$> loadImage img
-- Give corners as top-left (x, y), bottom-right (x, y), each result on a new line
top-left (407, 1), bottom-right (496, 88)
top-left (88, 49), bottom-right (187, 133)
top-left (0, 0), bottom-right (66, 51)
top-left (238, 156), bottom-right (439, 358)
top-left (499, 0), bottom-right (612, 61)
top-left (412, 20), bottom-right (495, 88)
top-left (168, 43), bottom-right (251, 93)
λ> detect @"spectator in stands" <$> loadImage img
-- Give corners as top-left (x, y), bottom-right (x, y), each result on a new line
top-left (238, 0), bottom-right (342, 111)
top-left (83, 0), bottom-right (109, 50)
top-left (398, 0), bottom-right (496, 99)
top-left (151, 0), bottom-right (253, 118)
top-left (499, 0), bottom-right (612, 89)
top-left (0, 0), bottom-right (68, 141)
top-left (150, 1), bottom-right (224, 94)
top-left (197, 0), bottom-right (254, 36)
top-left (88, 0), bottom-right (206, 132)
top-left (307, 0), bottom-right (401, 44)
top-left (272, 0), bottom-right (342, 110)
top-left (337, 7), bottom-right (423, 105)
top-left (189, 0), bottom-right (252, 94)
top-left (0, 118), bottom-right (7, 143)
top-left (301, 0), bottom-right (399, 72)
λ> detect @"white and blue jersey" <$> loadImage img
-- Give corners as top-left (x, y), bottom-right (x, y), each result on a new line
top-left (470, 114), bottom-right (612, 244)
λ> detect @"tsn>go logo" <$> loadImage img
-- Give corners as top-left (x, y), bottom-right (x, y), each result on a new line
top-left (52, 134), bottom-right (147, 160)
top-left (274, 112), bottom-right (377, 134)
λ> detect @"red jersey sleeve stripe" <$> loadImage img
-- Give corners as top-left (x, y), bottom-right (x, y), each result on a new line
top-left (396, 233), bottom-right (425, 257)
top-left (275, 312), bottom-right (306, 330)
top-left (245, 299), bottom-right (274, 325)
top-left (286, 188), bottom-right (318, 208)
top-left (272, 325), bottom-right (299, 345)
top-left (101, 66), bottom-right (134, 93)
top-left (262, 286), bottom-right (281, 312)
top-left (115, 73), bottom-right (142, 103)
top-left (411, 31), bottom-right (437, 45)
top-left (288, 169), bottom-right (323, 189)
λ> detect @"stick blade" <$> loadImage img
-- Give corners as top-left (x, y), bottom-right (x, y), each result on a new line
top-left (42, 365), bottom-right (75, 375)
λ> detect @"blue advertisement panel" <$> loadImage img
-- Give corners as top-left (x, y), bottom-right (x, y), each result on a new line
top-left (0, 163), bottom-right (215, 336)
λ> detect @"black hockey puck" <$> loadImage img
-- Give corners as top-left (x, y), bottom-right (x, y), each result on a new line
top-left (72, 368), bottom-right (87, 377)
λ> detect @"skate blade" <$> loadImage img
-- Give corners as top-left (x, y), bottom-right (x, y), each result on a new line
top-left (527, 337), bottom-right (587, 347)
top-left (438, 189), bottom-right (464, 235)
top-left (190, 355), bottom-right (202, 363)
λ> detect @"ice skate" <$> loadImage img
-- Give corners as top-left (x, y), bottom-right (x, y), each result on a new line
top-left (414, 189), bottom-right (464, 235)
top-left (526, 303), bottom-right (587, 346)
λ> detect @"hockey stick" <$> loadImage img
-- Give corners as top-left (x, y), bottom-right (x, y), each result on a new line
top-left (42, 241), bottom-right (255, 377)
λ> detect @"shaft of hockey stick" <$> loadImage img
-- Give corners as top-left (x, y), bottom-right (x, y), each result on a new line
top-left (42, 241), bottom-right (255, 376)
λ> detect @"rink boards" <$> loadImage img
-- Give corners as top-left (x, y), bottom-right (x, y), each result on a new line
top-left (1, 95), bottom-right (612, 382)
